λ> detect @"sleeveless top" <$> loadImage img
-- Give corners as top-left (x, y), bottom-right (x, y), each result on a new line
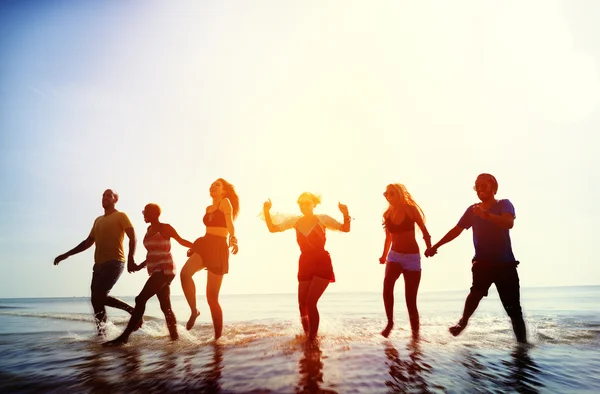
top-left (295, 220), bottom-right (327, 254)
top-left (384, 214), bottom-right (415, 233)
top-left (143, 228), bottom-right (175, 275)
top-left (203, 209), bottom-right (227, 228)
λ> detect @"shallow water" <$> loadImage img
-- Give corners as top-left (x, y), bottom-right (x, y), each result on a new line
top-left (1, 286), bottom-right (599, 393)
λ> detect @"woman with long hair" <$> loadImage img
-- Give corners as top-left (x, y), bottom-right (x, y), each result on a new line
top-left (379, 183), bottom-right (432, 338)
top-left (263, 192), bottom-right (350, 341)
top-left (103, 203), bottom-right (193, 346)
top-left (180, 178), bottom-right (239, 340)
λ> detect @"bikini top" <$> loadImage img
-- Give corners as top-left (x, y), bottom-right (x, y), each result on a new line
top-left (203, 209), bottom-right (227, 228)
top-left (384, 214), bottom-right (415, 233)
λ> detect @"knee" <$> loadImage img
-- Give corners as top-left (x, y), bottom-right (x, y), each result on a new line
top-left (134, 294), bottom-right (149, 306)
top-left (91, 291), bottom-right (106, 308)
top-left (504, 304), bottom-right (523, 319)
top-left (206, 294), bottom-right (220, 308)
top-left (298, 301), bottom-right (308, 314)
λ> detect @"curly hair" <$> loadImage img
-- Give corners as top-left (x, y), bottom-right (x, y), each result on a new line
top-left (217, 178), bottom-right (240, 220)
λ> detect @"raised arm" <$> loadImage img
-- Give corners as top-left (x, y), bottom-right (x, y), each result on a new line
top-left (221, 198), bottom-right (238, 254)
top-left (53, 236), bottom-right (95, 265)
top-left (263, 199), bottom-right (280, 233)
top-left (338, 203), bottom-right (351, 233)
top-left (162, 223), bottom-right (193, 248)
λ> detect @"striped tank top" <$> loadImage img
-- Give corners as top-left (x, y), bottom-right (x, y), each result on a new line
top-left (143, 229), bottom-right (175, 275)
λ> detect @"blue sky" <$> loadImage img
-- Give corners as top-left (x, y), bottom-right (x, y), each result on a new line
top-left (1, 0), bottom-right (599, 298)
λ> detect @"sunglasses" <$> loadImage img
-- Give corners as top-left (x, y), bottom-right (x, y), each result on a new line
top-left (383, 191), bottom-right (396, 197)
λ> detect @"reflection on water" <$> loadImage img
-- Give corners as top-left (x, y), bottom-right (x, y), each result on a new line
top-left (384, 334), bottom-right (438, 393)
top-left (70, 342), bottom-right (225, 393)
top-left (460, 345), bottom-right (544, 393)
top-left (181, 342), bottom-right (224, 393)
top-left (296, 341), bottom-right (337, 394)
top-left (504, 346), bottom-right (544, 393)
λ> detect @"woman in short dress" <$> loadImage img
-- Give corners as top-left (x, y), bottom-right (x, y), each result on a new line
top-left (263, 192), bottom-right (350, 341)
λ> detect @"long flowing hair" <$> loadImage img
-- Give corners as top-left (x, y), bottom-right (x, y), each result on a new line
top-left (217, 178), bottom-right (240, 220)
top-left (383, 183), bottom-right (426, 226)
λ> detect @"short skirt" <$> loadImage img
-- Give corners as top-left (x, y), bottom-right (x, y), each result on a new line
top-left (191, 233), bottom-right (229, 275)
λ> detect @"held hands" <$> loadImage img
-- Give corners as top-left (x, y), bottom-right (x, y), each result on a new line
top-left (424, 247), bottom-right (438, 258)
top-left (127, 256), bottom-right (136, 273)
top-left (229, 236), bottom-right (239, 255)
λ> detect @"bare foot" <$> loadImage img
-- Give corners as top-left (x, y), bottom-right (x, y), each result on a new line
top-left (381, 322), bottom-right (394, 338)
top-left (449, 321), bottom-right (467, 337)
top-left (186, 309), bottom-right (200, 330)
top-left (102, 336), bottom-right (128, 347)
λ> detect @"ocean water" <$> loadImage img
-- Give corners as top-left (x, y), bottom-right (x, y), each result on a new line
top-left (1, 286), bottom-right (599, 393)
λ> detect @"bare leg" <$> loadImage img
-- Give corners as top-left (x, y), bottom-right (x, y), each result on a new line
top-left (298, 281), bottom-right (311, 335)
top-left (403, 270), bottom-right (422, 333)
top-left (180, 253), bottom-right (204, 330)
top-left (305, 277), bottom-right (330, 341)
top-left (382, 262), bottom-right (402, 338)
top-left (206, 270), bottom-right (224, 340)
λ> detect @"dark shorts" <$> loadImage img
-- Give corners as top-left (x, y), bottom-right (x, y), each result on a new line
top-left (191, 234), bottom-right (229, 275)
top-left (298, 251), bottom-right (335, 283)
top-left (471, 259), bottom-right (519, 295)
top-left (91, 260), bottom-right (124, 296)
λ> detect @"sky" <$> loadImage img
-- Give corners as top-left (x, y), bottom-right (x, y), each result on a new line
top-left (1, 0), bottom-right (599, 298)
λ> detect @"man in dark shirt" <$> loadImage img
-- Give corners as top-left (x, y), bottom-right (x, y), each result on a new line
top-left (426, 174), bottom-right (527, 343)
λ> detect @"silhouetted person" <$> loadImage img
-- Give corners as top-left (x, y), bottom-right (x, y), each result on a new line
top-left (180, 178), bottom-right (239, 340)
top-left (103, 203), bottom-right (193, 346)
top-left (379, 183), bottom-right (432, 338)
top-left (426, 174), bottom-right (527, 343)
top-left (54, 189), bottom-right (137, 336)
top-left (263, 192), bottom-right (351, 341)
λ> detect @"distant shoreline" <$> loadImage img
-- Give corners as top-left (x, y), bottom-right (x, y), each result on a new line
top-left (1, 284), bottom-right (598, 300)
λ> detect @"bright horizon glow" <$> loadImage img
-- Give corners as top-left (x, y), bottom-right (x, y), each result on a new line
top-left (1, 0), bottom-right (599, 299)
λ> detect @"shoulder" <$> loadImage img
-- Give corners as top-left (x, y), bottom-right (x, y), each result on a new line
top-left (498, 199), bottom-right (514, 207)
top-left (160, 223), bottom-right (175, 235)
top-left (219, 198), bottom-right (233, 212)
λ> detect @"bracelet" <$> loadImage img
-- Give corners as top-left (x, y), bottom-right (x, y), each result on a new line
top-left (343, 215), bottom-right (351, 222)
